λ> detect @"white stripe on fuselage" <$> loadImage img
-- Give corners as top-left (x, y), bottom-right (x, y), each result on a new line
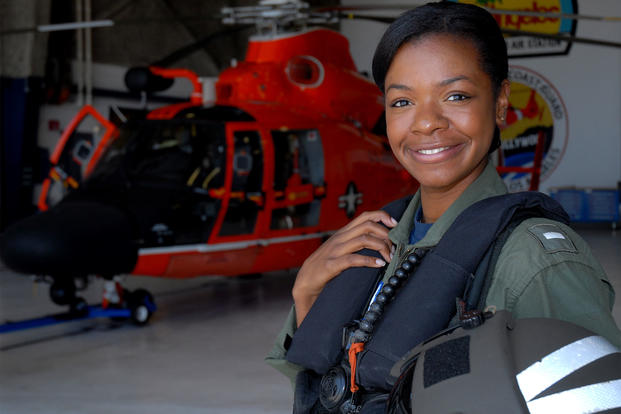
top-left (138, 231), bottom-right (335, 255)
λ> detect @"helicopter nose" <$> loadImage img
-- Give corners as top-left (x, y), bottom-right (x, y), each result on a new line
top-left (0, 201), bottom-right (138, 277)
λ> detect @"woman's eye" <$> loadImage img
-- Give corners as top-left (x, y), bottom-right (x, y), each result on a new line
top-left (447, 94), bottom-right (469, 102)
top-left (391, 99), bottom-right (410, 108)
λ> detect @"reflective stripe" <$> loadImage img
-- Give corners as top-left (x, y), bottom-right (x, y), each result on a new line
top-left (516, 335), bottom-right (619, 402)
top-left (366, 281), bottom-right (384, 312)
top-left (543, 231), bottom-right (565, 240)
top-left (527, 380), bottom-right (621, 414)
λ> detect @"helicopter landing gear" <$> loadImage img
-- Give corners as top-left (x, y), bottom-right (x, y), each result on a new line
top-left (127, 289), bottom-right (155, 325)
top-left (49, 279), bottom-right (89, 316)
top-left (0, 277), bottom-right (157, 334)
top-left (103, 279), bottom-right (156, 325)
top-left (49, 279), bottom-right (77, 306)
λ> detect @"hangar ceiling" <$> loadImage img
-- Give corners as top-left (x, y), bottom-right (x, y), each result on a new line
top-left (0, 0), bottom-right (340, 80)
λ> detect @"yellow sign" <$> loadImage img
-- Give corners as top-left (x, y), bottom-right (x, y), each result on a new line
top-left (447, 0), bottom-right (578, 57)
top-left (500, 66), bottom-right (568, 191)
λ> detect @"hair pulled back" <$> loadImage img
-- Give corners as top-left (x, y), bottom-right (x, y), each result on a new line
top-left (372, 1), bottom-right (508, 95)
top-left (372, 2), bottom-right (508, 152)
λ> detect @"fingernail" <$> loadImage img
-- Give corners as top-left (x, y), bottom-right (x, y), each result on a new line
top-left (376, 259), bottom-right (386, 267)
top-left (389, 252), bottom-right (394, 260)
top-left (391, 217), bottom-right (398, 225)
top-left (391, 245), bottom-right (396, 254)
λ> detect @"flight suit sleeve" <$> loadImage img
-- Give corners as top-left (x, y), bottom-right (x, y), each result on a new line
top-left (265, 305), bottom-right (304, 388)
top-left (485, 218), bottom-right (621, 350)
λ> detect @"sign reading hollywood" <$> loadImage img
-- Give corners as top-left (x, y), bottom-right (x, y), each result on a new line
top-left (500, 65), bottom-right (568, 192)
top-left (447, 0), bottom-right (578, 57)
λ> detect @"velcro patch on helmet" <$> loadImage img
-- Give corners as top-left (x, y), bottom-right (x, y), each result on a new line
top-left (423, 336), bottom-right (470, 388)
top-left (527, 224), bottom-right (577, 253)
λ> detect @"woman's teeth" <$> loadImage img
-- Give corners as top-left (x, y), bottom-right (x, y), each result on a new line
top-left (417, 146), bottom-right (450, 155)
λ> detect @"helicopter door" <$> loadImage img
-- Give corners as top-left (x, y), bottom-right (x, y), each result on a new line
top-left (38, 105), bottom-right (117, 210)
top-left (216, 129), bottom-right (264, 237)
top-left (269, 129), bottom-right (325, 230)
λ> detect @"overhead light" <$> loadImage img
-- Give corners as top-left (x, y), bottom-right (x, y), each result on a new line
top-left (37, 20), bottom-right (114, 32)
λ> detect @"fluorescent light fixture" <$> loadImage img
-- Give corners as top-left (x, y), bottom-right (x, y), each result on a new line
top-left (37, 20), bottom-right (114, 32)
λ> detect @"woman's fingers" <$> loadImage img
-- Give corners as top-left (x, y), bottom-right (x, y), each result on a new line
top-left (326, 252), bottom-right (388, 276)
top-left (332, 231), bottom-right (393, 263)
top-left (331, 219), bottom-right (394, 261)
top-left (292, 210), bottom-right (400, 325)
top-left (342, 210), bottom-right (398, 232)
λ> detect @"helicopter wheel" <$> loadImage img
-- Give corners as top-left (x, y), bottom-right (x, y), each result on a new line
top-left (49, 279), bottom-right (77, 306)
top-left (128, 289), bottom-right (155, 326)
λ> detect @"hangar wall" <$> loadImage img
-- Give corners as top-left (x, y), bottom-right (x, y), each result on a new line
top-left (0, 0), bottom-right (52, 229)
top-left (341, 0), bottom-right (621, 193)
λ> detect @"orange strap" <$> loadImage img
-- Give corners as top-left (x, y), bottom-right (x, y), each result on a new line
top-left (348, 342), bottom-right (365, 393)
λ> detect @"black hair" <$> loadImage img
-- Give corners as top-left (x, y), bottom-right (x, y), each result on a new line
top-left (372, 2), bottom-right (508, 151)
top-left (372, 1), bottom-right (507, 93)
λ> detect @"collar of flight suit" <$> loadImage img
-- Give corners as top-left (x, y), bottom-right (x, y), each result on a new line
top-left (388, 160), bottom-right (509, 249)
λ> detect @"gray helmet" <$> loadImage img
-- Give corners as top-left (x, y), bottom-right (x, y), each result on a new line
top-left (387, 310), bottom-right (621, 414)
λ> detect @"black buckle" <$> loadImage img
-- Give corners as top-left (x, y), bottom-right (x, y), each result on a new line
top-left (319, 366), bottom-right (351, 412)
top-left (341, 321), bottom-right (359, 349)
top-left (456, 298), bottom-right (493, 329)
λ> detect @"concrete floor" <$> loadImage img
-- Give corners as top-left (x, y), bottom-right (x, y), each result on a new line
top-left (0, 225), bottom-right (619, 414)
top-left (0, 271), bottom-right (296, 413)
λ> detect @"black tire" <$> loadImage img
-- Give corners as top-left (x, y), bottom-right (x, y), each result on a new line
top-left (49, 279), bottom-right (76, 306)
top-left (128, 289), bottom-right (155, 326)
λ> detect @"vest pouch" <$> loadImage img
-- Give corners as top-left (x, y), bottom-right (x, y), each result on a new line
top-left (356, 347), bottom-right (397, 392)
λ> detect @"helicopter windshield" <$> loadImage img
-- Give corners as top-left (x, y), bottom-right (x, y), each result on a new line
top-left (76, 119), bottom-right (228, 247)
top-left (86, 120), bottom-right (226, 192)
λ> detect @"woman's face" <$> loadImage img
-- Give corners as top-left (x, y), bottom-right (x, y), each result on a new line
top-left (384, 34), bottom-right (509, 196)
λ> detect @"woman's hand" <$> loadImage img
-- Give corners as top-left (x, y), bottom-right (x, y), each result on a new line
top-left (292, 210), bottom-right (398, 326)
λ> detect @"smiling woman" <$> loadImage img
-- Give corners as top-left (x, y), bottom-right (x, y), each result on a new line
top-left (383, 34), bottom-right (510, 222)
top-left (266, 2), bottom-right (621, 413)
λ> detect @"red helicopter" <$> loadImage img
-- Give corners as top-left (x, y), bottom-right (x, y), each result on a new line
top-left (1, 0), bottom-right (566, 329)
top-left (0, 2), bottom-right (416, 327)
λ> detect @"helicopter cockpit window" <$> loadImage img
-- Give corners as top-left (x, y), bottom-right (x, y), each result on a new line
top-left (44, 115), bottom-right (109, 206)
top-left (270, 129), bottom-right (324, 230)
top-left (88, 121), bottom-right (224, 188)
top-left (218, 130), bottom-right (263, 237)
top-left (84, 120), bottom-right (227, 247)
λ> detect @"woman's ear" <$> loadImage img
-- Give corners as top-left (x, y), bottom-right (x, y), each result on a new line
top-left (495, 79), bottom-right (511, 126)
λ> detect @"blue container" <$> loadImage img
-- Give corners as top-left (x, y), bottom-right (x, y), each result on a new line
top-left (550, 188), bottom-right (620, 223)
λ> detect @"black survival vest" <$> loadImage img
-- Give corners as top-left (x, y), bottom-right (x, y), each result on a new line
top-left (286, 192), bottom-right (570, 397)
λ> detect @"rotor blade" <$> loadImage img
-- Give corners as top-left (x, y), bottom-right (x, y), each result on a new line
top-left (151, 24), bottom-right (253, 68)
top-left (501, 29), bottom-right (621, 49)
top-left (322, 5), bottom-right (621, 22)
top-left (338, 13), bottom-right (621, 50)
top-left (337, 13), bottom-right (395, 24)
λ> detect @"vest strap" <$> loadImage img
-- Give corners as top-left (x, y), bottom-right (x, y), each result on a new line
top-left (348, 342), bottom-right (365, 393)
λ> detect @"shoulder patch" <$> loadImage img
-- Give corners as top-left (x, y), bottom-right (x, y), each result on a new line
top-left (527, 223), bottom-right (577, 253)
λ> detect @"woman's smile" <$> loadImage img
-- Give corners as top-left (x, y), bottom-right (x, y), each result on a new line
top-left (407, 142), bottom-right (465, 163)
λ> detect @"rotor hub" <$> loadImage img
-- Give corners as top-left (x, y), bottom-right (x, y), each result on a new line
top-left (221, 0), bottom-right (337, 36)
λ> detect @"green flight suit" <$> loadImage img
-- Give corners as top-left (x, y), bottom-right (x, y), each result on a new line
top-left (266, 162), bottom-right (621, 384)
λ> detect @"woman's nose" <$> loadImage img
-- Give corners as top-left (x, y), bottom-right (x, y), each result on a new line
top-left (410, 101), bottom-right (448, 135)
